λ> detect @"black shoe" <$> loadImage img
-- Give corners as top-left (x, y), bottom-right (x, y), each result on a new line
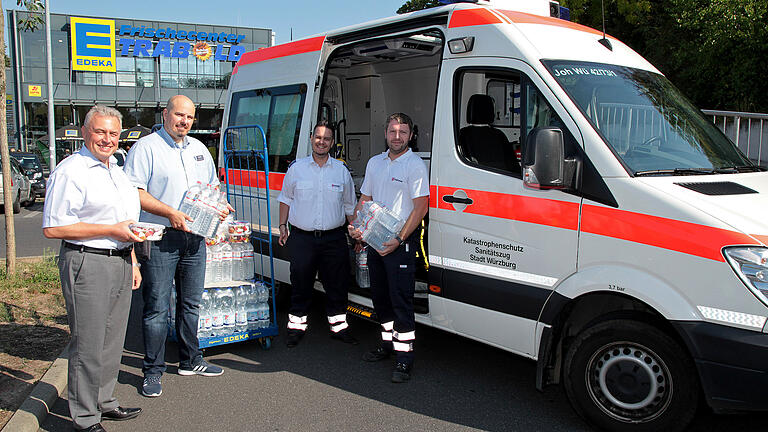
top-left (286, 330), bottom-right (304, 348)
top-left (101, 406), bottom-right (142, 421)
top-left (391, 362), bottom-right (412, 383)
top-left (362, 347), bottom-right (391, 362)
top-left (330, 329), bottom-right (359, 345)
top-left (75, 423), bottom-right (106, 432)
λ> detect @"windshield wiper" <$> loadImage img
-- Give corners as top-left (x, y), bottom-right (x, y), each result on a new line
top-left (730, 165), bottom-right (767, 173)
top-left (634, 168), bottom-right (717, 176)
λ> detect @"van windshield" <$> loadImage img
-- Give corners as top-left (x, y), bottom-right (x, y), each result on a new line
top-left (542, 61), bottom-right (756, 175)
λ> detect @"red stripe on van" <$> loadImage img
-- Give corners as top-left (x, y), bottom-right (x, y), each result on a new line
top-left (448, 8), bottom-right (504, 28)
top-left (429, 185), bottom-right (438, 209)
top-left (233, 36), bottom-right (326, 74)
top-left (581, 204), bottom-right (758, 262)
top-left (434, 185), bottom-right (759, 261)
top-left (497, 10), bottom-right (613, 39)
top-left (437, 185), bottom-right (580, 230)
top-left (225, 169), bottom-right (285, 191)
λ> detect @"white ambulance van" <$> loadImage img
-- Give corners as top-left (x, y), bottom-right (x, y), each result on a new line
top-left (220, 1), bottom-right (768, 430)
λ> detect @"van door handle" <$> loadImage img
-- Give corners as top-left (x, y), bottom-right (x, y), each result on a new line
top-left (442, 195), bottom-right (473, 205)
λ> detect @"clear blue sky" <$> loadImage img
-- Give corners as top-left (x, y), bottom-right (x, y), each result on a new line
top-left (4, 0), bottom-right (410, 46)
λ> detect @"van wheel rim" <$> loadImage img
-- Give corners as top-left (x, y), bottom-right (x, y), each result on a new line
top-left (586, 342), bottom-right (672, 422)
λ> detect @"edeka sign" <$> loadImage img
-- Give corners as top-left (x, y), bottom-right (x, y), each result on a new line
top-left (71, 17), bottom-right (116, 72)
top-left (117, 39), bottom-right (245, 62)
top-left (69, 17), bottom-right (247, 70)
top-left (117, 23), bottom-right (246, 62)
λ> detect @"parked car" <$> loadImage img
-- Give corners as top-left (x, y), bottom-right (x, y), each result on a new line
top-left (11, 152), bottom-right (47, 197)
top-left (0, 158), bottom-right (35, 213)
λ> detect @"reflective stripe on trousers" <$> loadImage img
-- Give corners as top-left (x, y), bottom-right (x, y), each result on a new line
top-left (393, 330), bottom-right (414, 352)
top-left (380, 321), bottom-right (394, 342)
top-left (287, 314), bottom-right (308, 331)
top-left (328, 313), bottom-right (348, 333)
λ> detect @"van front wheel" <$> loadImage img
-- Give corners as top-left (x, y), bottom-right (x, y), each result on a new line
top-left (563, 320), bottom-right (699, 432)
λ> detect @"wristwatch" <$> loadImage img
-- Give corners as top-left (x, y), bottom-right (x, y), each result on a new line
top-left (395, 235), bottom-right (404, 245)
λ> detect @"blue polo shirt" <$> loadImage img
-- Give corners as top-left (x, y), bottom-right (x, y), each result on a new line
top-left (123, 127), bottom-right (218, 227)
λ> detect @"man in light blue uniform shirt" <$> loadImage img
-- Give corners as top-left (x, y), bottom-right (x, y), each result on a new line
top-left (124, 95), bottom-right (227, 398)
top-left (43, 105), bottom-right (144, 431)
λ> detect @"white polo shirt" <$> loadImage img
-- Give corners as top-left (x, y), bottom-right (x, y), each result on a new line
top-left (42, 146), bottom-right (140, 250)
top-left (123, 127), bottom-right (218, 227)
top-left (360, 148), bottom-right (429, 221)
top-left (278, 156), bottom-right (356, 231)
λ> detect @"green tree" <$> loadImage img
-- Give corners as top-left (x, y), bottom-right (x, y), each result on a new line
top-left (563, 0), bottom-right (768, 112)
top-left (397, 0), bottom-right (441, 14)
top-left (669, 0), bottom-right (768, 112)
top-left (1, 0), bottom-right (44, 277)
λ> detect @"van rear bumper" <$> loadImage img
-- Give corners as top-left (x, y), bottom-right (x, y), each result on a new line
top-left (674, 321), bottom-right (768, 412)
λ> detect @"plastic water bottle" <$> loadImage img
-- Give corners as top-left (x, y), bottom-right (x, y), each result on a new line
top-left (220, 287), bottom-right (235, 336)
top-left (241, 240), bottom-right (254, 281)
top-left (257, 302), bottom-right (270, 328)
top-left (254, 281), bottom-right (268, 303)
top-left (220, 242), bottom-right (233, 282)
top-left (352, 201), bottom-right (405, 251)
top-left (210, 288), bottom-right (223, 337)
top-left (198, 289), bottom-right (212, 339)
top-left (179, 182), bottom-right (202, 225)
top-left (245, 283), bottom-right (258, 331)
top-left (356, 247), bottom-right (370, 288)
top-left (204, 244), bottom-right (213, 285)
top-left (208, 243), bottom-right (222, 283)
top-left (230, 241), bottom-right (243, 281)
top-left (234, 285), bottom-right (248, 333)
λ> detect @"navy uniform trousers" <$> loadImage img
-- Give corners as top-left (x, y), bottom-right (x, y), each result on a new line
top-left (287, 226), bottom-right (350, 333)
top-left (367, 233), bottom-right (417, 365)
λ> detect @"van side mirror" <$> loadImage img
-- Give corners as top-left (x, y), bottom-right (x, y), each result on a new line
top-left (522, 127), bottom-right (580, 190)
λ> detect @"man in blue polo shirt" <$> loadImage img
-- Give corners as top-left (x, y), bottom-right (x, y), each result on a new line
top-left (124, 95), bottom-right (228, 398)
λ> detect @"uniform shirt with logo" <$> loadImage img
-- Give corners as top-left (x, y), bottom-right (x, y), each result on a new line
top-left (42, 145), bottom-right (140, 250)
top-left (277, 156), bottom-right (356, 231)
top-left (360, 148), bottom-right (429, 221)
top-left (123, 127), bottom-right (218, 227)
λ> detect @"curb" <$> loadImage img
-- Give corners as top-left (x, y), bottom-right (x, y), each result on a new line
top-left (2, 345), bottom-right (69, 432)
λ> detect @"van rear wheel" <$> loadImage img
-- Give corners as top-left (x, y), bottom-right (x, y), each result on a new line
top-left (563, 319), bottom-right (698, 432)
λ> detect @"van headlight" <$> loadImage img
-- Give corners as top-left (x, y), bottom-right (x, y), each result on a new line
top-left (724, 247), bottom-right (768, 304)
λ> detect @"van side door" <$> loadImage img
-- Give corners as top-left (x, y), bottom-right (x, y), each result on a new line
top-left (429, 58), bottom-right (582, 357)
top-left (222, 39), bottom-right (327, 281)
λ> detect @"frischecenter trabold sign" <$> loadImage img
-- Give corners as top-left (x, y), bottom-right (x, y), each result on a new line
top-left (70, 16), bottom-right (247, 72)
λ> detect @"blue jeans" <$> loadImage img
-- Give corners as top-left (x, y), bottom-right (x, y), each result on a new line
top-left (140, 229), bottom-right (206, 376)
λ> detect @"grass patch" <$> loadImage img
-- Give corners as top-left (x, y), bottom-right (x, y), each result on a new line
top-left (0, 252), bottom-right (64, 326)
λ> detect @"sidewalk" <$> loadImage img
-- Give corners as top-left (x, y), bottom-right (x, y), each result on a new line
top-left (1, 347), bottom-right (68, 432)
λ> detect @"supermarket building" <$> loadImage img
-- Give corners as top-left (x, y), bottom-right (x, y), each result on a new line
top-left (6, 9), bottom-right (273, 151)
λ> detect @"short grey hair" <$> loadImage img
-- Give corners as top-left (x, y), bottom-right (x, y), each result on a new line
top-left (83, 105), bottom-right (122, 129)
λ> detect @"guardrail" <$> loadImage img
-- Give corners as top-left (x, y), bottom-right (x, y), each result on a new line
top-left (702, 109), bottom-right (768, 167)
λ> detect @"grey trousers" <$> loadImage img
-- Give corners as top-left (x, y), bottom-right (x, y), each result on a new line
top-left (59, 243), bottom-right (133, 429)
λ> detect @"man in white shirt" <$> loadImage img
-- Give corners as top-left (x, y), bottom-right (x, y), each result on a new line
top-left (277, 121), bottom-right (358, 347)
top-left (43, 105), bottom-right (144, 431)
top-left (124, 95), bottom-right (227, 398)
top-left (349, 112), bottom-right (429, 383)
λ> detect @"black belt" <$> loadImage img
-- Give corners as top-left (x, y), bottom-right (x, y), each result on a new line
top-left (63, 242), bottom-right (133, 257)
top-left (291, 226), bottom-right (345, 238)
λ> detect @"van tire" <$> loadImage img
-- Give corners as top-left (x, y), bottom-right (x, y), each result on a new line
top-left (563, 319), bottom-right (698, 432)
top-left (12, 192), bottom-right (21, 214)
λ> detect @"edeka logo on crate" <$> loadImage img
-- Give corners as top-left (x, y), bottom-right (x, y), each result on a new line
top-left (70, 17), bottom-right (116, 72)
top-left (222, 334), bottom-right (250, 343)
